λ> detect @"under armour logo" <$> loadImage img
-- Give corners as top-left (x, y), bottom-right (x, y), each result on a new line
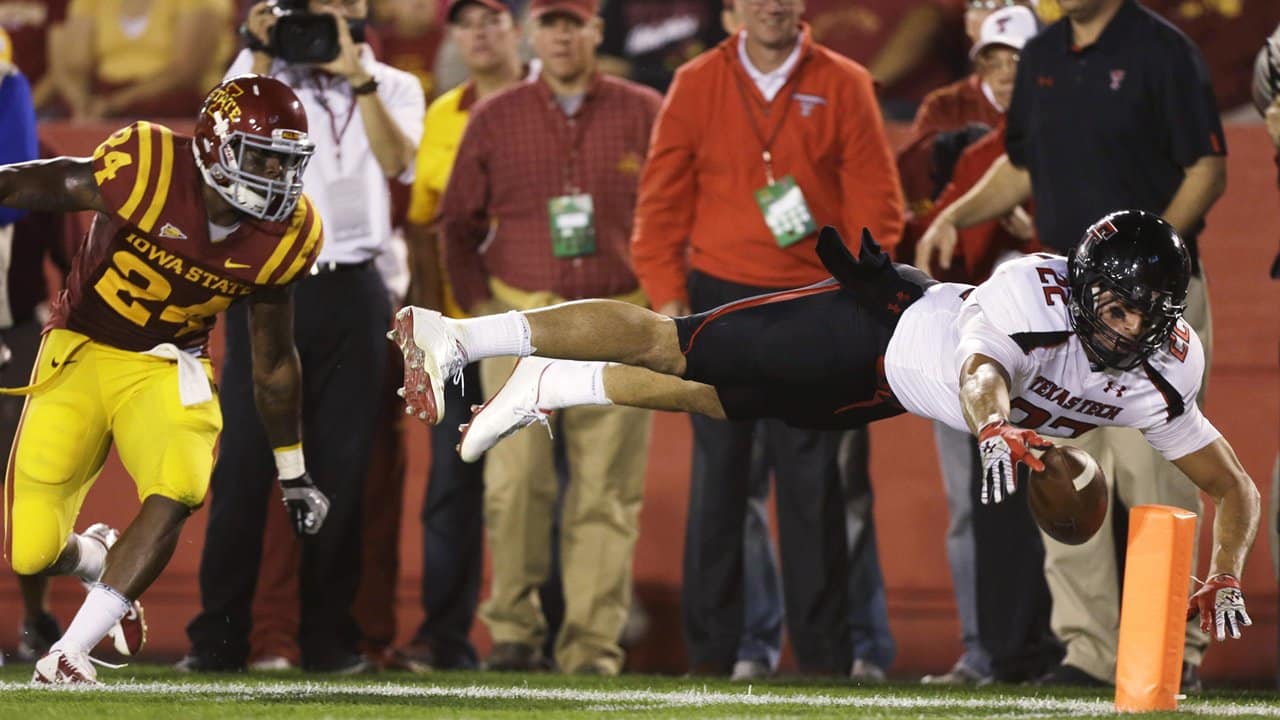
top-left (1104, 380), bottom-right (1127, 397)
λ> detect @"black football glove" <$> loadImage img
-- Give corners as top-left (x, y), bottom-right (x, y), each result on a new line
top-left (280, 473), bottom-right (330, 536)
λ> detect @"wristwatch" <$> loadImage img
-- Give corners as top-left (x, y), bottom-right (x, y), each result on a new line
top-left (351, 77), bottom-right (379, 96)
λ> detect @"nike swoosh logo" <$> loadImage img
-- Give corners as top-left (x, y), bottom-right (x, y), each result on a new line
top-left (51, 358), bottom-right (76, 368)
top-left (224, 259), bottom-right (251, 269)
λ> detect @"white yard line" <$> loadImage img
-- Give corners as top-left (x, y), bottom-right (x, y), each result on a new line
top-left (1, 680), bottom-right (1278, 717)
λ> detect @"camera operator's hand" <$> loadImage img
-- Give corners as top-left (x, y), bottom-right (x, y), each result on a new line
top-left (315, 6), bottom-right (370, 84)
top-left (245, 1), bottom-right (278, 72)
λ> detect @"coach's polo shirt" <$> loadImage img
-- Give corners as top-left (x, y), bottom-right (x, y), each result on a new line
top-left (1005, 0), bottom-right (1224, 270)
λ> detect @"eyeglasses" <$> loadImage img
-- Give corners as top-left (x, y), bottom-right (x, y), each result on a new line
top-left (967, 0), bottom-right (1019, 9)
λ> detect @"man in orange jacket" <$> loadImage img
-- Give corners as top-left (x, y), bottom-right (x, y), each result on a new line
top-left (629, 0), bottom-right (905, 677)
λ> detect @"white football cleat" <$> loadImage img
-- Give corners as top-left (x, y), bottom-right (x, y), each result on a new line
top-left (80, 523), bottom-right (148, 656)
top-left (32, 649), bottom-right (102, 685)
top-left (458, 357), bottom-right (555, 463)
top-left (388, 307), bottom-right (467, 426)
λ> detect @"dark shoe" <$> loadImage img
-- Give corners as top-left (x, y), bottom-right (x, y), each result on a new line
top-left (16, 613), bottom-right (62, 662)
top-left (1035, 663), bottom-right (1108, 687)
top-left (307, 653), bottom-right (374, 675)
top-left (1181, 662), bottom-right (1202, 693)
top-left (486, 642), bottom-right (546, 672)
top-left (174, 654), bottom-right (244, 673)
top-left (383, 645), bottom-right (434, 673)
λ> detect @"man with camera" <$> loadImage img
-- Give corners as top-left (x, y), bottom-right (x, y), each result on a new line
top-left (182, 0), bottom-right (424, 673)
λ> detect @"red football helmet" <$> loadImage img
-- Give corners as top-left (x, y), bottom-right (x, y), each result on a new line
top-left (193, 74), bottom-right (315, 223)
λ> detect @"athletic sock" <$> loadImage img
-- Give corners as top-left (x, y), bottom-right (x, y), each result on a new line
top-left (69, 532), bottom-right (108, 584)
top-left (50, 583), bottom-right (129, 655)
top-left (537, 360), bottom-right (610, 410)
top-left (449, 311), bottom-right (532, 361)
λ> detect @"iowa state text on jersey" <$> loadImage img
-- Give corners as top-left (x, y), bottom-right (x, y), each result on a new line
top-left (48, 121), bottom-right (322, 353)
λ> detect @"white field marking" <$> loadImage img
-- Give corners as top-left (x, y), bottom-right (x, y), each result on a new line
top-left (3, 681), bottom-right (1280, 717)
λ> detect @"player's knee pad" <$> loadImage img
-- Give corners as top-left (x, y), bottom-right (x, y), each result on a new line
top-left (9, 504), bottom-right (68, 576)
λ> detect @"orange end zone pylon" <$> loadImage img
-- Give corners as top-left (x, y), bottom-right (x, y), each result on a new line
top-left (1115, 504), bottom-right (1198, 713)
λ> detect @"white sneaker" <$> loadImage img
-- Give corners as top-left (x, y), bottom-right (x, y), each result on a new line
top-left (849, 658), bottom-right (887, 683)
top-left (248, 655), bottom-right (295, 672)
top-left (388, 307), bottom-right (467, 426)
top-left (730, 659), bottom-right (772, 681)
top-left (457, 357), bottom-right (554, 463)
top-left (80, 523), bottom-right (147, 656)
top-left (32, 649), bottom-right (101, 685)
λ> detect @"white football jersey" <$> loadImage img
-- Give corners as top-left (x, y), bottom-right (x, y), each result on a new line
top-left (884, 254), bottom-right (1220, 461)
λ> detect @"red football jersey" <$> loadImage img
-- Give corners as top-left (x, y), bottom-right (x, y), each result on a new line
top-left (48, 121), bottom-right (323, 353)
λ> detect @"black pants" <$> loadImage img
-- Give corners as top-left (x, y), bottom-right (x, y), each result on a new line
top-left (187, 266), bottom-right (390, 669)
top-left (972, 461), bottom-right (1064, 682)
top-left (681, 271), bottom-right (853, 675)
top-left (411, 362), bottom-right (485, 668)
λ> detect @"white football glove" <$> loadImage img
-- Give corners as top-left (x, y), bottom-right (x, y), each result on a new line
top-left (1188, 574), bottom-right (1252, 641)
top-left (976, 420), bottom-right (1053, 504)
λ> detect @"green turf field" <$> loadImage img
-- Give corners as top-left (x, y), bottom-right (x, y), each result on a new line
top-left (2, 665), bottom-right (1279, 719)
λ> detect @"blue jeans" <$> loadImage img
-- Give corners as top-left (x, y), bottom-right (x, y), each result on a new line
top-left (737, 425), bottom-right (897, 671)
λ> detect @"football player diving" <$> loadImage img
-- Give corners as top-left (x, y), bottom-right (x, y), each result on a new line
top-left (390, 209), bottom-right (1259, 646)
top-left (0, 74), bottom-right (329, 684)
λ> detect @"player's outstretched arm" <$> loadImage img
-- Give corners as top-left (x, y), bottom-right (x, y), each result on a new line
top-left (958, 353), bottom-right (1052, 504)
top-left (1174, 437), bottom-right (1260, 640)
top-left (248, 286), bottom-right (330, 536)
top-left (0, 157), bottom-right (109, 214)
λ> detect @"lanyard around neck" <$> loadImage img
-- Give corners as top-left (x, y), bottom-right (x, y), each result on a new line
top-left (731, 53), bottom-right (808, 185)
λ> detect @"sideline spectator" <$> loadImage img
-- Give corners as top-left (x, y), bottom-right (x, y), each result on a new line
top-left (631, 0), bottom-right (903, 678)
top-left (0, 0), bottom-right (69, 112)
top-left (912, 6), bottom-right (1059, 686)
top-left (182, 0), bottom-right (424, 673)
top-left (598, 0), bottom-right (725, 92)
top-left (372, 0), bottom-right (445, 98)
top-left (804, 0), bottom-right (966, 120)
top-left (435, 0), bottom-right (660, 675)
top-left (390, 0), bottom-right (527, 673)
top-left (48, 0), bottom-right (233, 119)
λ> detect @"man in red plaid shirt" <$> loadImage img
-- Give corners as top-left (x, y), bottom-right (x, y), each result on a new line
top-left (433, 0), bottom-right (662, 676)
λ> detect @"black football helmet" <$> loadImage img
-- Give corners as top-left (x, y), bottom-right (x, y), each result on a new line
top-left (1067, 210), bottom-right (1191, 371)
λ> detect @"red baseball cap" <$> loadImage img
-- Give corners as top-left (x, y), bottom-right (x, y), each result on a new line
top-left (529, 0), bottom-right (599, 23)
top-left (447, 0), bottom-right (511, 23)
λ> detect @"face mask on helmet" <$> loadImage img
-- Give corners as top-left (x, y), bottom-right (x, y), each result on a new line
top-left (1071, 282), bottom-right (1180, 370)
top-left (201, 128), bottom-right (315, 222)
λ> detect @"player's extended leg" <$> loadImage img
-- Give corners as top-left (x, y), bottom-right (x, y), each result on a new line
top-left (389, 300), bottom-right (686, 425)
top-left (453, 360), bottom-right (723, 463)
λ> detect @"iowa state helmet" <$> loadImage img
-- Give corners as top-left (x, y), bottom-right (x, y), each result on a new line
top-left (193, 74), bottom-right (315, 223)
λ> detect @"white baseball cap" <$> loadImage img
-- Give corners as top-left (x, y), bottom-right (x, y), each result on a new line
top-left (970, 5), bottom-right (1038, 60)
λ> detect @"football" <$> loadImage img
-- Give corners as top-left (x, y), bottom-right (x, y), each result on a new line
top-left (1026, 445), bottom-right (1108, 545)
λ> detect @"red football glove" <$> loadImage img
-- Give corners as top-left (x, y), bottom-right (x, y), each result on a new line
top-left (976, 420), bottom-right (1053, 505)
top-left (1187, 573), bottom-right (1251, 641)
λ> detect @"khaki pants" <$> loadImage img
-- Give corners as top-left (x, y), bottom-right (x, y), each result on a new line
top-left (1045, 275), bottom-right (1212, 681)
top-left (477, 284), bottom-right (651, 674)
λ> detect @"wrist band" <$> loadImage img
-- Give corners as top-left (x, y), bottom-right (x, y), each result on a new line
top-left (352, 77), bottom-right (379, 96)
top-left (274, 444), bottom-right (306, 480)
